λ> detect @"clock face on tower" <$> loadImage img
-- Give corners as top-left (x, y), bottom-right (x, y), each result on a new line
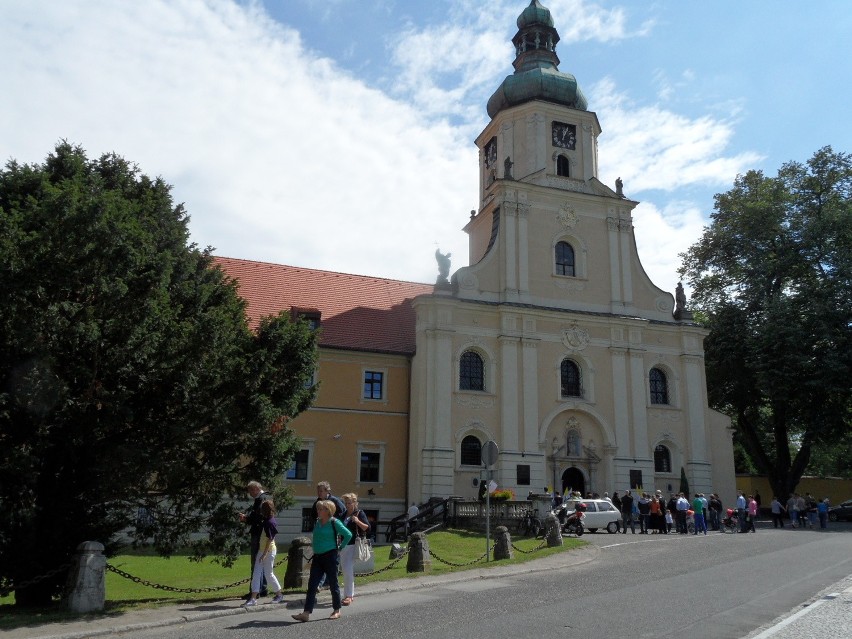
top-left (552, 122), bottom-right (576, 150)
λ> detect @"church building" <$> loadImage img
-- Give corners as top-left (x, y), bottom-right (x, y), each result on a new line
top-left (217, 0), bottom-right (735, 536)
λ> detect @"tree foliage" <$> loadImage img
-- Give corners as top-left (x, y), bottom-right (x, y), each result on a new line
top-left (680, 146), bottom-right (852, 500)
top-left (0, 143), bottom-right (318, 606)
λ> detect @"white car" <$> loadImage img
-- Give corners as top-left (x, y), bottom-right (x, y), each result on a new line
top-left (556, 499), bottom-right (621, 533)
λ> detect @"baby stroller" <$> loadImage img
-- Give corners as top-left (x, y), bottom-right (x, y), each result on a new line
top-left (721, 508), bottom-right (739, 534)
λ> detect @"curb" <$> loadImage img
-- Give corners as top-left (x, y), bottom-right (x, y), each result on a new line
top-left (8, 544), bottom-right (600, 639)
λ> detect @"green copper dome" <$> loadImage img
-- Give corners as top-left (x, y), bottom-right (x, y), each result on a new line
top-left (487, 0), bottom-right (588, 118)
top-left (517, 0), bottom-right (554, 29)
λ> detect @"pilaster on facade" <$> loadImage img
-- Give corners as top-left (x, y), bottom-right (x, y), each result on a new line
top-left (425, 328), bottom-right (454, 450)
top-left (682, 354), bottom-right (708, 462)
top-left (498, 334), bottom-right (521, 452)
top-left (628, 351), bottom-right (650, 459)
top-left (609, 346), bottom-right (630, 454)
top-left (521, 338), bottom-right (540, 454)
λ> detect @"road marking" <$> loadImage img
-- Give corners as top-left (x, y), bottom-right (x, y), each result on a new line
top-left (748, 598), bottom-right (828, 638)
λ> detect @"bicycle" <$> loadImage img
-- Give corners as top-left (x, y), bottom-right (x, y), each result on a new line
top-left (517, 508), bottom-right (544, 538)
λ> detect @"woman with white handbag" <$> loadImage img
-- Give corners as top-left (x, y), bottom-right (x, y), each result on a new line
top-left (340, 493), bottom-right (371, 606)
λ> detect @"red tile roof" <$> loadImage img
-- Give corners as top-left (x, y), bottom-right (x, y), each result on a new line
top-left (214, 257), bottom-right (435, 355)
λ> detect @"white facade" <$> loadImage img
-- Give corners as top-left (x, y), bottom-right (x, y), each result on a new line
top-left (408, 1), bottom-right (734, 503)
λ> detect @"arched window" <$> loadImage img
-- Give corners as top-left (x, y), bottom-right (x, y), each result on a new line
top-left (460, 435), bottom-right (482, 466)
top-left (555, 241), bottom-right (575, 277)
top-left (566, 430), bottom-right (581, 456)
top-left (650, 367), bottom-right (669, 404)
top-left (460, 350), bottom-right (485, 391)
top-left (560, 359), bottom-right (581, 397)
top-left (654, 444), bottom-right (672, 473)
top-left (557, 155), bottom-right (570, 177)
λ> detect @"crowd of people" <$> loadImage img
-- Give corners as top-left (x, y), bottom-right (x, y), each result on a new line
top-left (552, 486), bottom-right (834, 535)
top-left (238, 479), bottom-right (370, 622)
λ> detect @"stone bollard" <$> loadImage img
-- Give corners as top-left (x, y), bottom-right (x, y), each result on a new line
top-left (406, 532), bottom-right (431, 573)
top-left (545, 512), bottom-right (563, 547)
top-left (284, 537), bottom-right (312, 589)
top-left (389, 543), bottom-right (406, 560)
top-left (66, 541), bottom-right (106, 613)
top-left (493, 525), bottom-right (513, 560)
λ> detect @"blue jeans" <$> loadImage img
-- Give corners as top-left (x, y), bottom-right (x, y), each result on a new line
top-left (304, 549), bottom-right (341, 613)
top-left (693, 513), bottom-right (707, 534)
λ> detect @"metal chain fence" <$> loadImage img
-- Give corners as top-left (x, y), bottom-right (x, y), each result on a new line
top-left (0, 563), bottom-right (73, 598)
top-left (9, 530), bottom-right (550, 598)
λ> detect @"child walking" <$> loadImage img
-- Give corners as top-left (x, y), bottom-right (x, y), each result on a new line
top-left (244, 500), bottom-right (285, 607)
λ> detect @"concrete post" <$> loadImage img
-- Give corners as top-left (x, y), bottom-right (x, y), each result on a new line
top-left (283, 537), bottom-right (312, 589)
top-left (545, 512), bottom-right (563, 547)
top-left (493, 525), bottom-right (513, 560)
top-left (406, 532), bottom-right (431, 573)
top-left (66, 541), bottom-right (106, 613)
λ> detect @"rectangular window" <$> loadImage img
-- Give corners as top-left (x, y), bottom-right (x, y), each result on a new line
top-left (359, 452), bottom-right (381, 482)
top-left (517, 464), bottom-right (531, 486)
top-left (286, 449), bottom-right (310, 480)
top-left (630, 469), bottom-right (643, 490)
top-left (363, 371), bottom-right (384, 400)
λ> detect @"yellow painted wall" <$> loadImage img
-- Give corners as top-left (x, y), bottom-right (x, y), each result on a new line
top-left (735, 475), bottom-right (852, 506)
top-left (284, 348), bottom-right (411, 527)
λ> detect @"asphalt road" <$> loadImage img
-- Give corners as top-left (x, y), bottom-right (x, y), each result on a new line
top-left (106, 524), bottom-right (852, 639)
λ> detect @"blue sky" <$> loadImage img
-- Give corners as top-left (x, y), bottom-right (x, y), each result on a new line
top-left (3, 0), bottom-right (851, 294)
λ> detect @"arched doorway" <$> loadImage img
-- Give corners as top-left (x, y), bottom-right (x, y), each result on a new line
top-left (561, 467), bottom-right (585, 497)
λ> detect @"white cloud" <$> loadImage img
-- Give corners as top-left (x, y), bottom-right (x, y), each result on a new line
top-left (632, 200), bottom-right (707, 295)
top-left (1, 0), bottom-right (477, 283)
top-left (592, 78), bottom-right (764, 193)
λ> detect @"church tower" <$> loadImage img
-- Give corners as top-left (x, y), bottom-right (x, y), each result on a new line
top-left (408, 1), bottom-right (734, 504)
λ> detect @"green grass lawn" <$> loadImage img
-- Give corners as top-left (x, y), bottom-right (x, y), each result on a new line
top-left (0, 529), bottom-right (585, 629)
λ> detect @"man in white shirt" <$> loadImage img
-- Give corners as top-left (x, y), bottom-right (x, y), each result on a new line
top-left (736, 491), bottom-right (747, 532)
top-left (676, 493), bottom-right (690, 534)
top-left (406, 502), bottom-right (419, 536)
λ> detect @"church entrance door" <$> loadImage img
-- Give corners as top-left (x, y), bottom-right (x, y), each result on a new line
top-left (561, 467), bottom-right (585, 497)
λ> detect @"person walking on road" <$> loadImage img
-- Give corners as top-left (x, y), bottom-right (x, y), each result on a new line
top-left (620, 490), bottom-right (635, 534)
top-left (238, 481), bottom-right (271, 598)
top-left (770, 496), bottom-right (786, 528)
top-left (292, 499), bottom-right (352, 622)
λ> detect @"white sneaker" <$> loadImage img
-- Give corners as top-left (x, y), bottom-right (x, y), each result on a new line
top-left (271, 594), bottom-right (285, 603)
top-left (244, 599), bottom-right (257, 608)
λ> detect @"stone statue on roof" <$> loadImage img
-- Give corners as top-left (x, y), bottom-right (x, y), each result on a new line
top-left (435, 249), bottom-right (452, 284)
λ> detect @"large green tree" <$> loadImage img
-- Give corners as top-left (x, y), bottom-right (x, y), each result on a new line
top-left (680, 146), bottom-right (852, 501)
top-left (0, 143), bottom-right (317, 606)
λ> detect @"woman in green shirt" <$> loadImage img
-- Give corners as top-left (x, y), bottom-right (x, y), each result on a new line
top-left (292, 499), bottom-right (352, 622)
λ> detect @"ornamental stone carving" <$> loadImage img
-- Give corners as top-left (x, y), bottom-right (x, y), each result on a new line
top-left (455, 395), bottom-right (495, 409)
top-left (557, 203), bottom-right (578, 229)
top-left (561, 323), bottom-right (590, 351)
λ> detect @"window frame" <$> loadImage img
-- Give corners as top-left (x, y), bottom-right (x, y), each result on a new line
top-left (459, 350), bottom-right (485, 392)
top-left (284, 439), bottom-right (314, 483)
top-left (649, 367), bottom-right (669, 405)
top-left (555, 241), bottom-right (576, 277)
top-left (654, 444), bottom-right (672, 473)
top-left (560, 358), bottom-right (582, 398)
top-left (362, 368), bottom-right (387, 402)
top-left (356, 441), bottom-right (386, 486)
top-left (460, 435), bottom-right (483, 467)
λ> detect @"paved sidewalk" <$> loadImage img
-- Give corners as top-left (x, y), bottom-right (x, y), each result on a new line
top-left (4, 545), bottom-right (600, 639)
top-left (745, 574), bottom-right (852, 639)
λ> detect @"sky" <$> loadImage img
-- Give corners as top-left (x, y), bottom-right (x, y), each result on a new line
top-left (3, 0), bottom-right (851, 295)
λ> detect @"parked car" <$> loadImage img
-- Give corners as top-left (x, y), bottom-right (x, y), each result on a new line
top-left (556, 499), bottom-right (621, 533)
top-left (828, 499), bottom-right (852, 522)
